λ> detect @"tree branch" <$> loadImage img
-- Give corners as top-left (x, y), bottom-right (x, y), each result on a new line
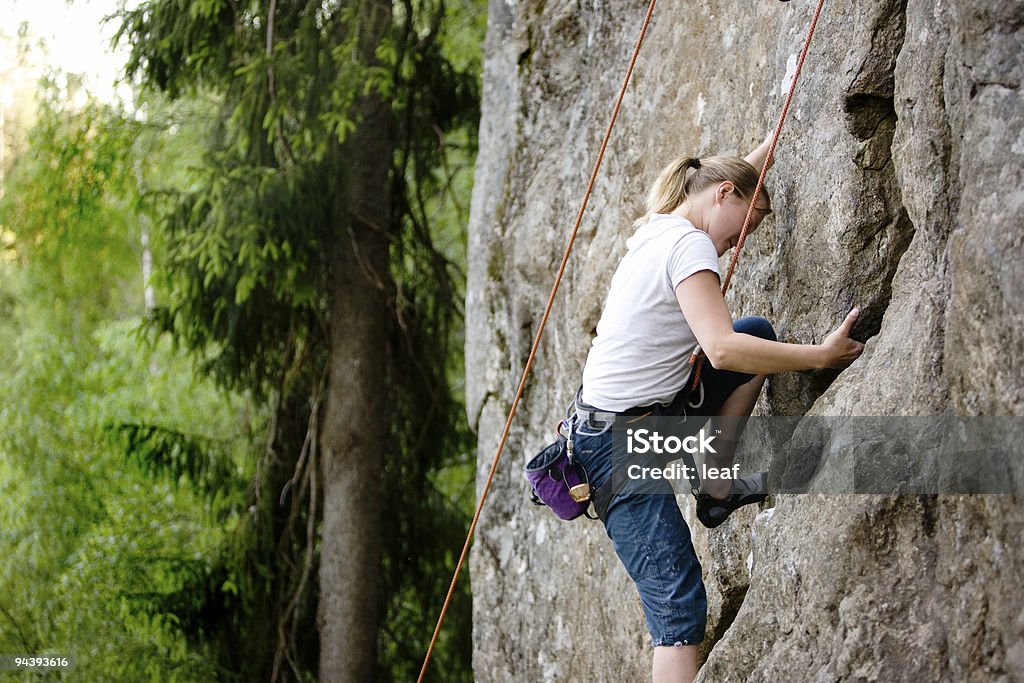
top-left (266, 0), bottom-right (297, 166)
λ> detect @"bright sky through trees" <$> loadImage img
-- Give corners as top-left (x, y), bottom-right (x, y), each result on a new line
top-left (4, 0), bottom-right (138, 105)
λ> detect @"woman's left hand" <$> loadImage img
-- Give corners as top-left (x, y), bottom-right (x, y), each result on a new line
top-left (819, 308), bottom-right (866, 369)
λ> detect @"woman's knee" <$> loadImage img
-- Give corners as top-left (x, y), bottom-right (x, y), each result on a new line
top-left (733, 316), bottom-right (776, 342)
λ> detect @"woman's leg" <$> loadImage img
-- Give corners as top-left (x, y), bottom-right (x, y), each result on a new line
top-left (653, 644), bottom-right (699, 683)
top-left (701, 373), bottom-right (766, 499)
top-left (600, 487), bottom-right (707, 683)
top-left (685, 316), bottom-right (775, 499)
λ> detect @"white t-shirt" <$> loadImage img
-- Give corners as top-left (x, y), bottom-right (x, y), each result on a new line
top-left (580, 213), bottom-right (721, 412)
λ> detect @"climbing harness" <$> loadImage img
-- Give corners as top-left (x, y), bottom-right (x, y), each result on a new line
top-left (418, 0), bottom-right (827, 679)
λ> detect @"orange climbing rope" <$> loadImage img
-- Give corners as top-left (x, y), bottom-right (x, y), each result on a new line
top-left (416, 2), bottom-right (659, 679)
top-left (418, 0), bottom-right (828, 678)
top-left (689, 0), bottom-right (827, 392)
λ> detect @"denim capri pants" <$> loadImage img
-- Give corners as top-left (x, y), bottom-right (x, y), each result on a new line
top-left (572, 316), bottom-right (776, 647)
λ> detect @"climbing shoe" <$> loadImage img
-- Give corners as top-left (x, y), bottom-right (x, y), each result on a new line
top-left (695, 472), bottom-right (768, 529)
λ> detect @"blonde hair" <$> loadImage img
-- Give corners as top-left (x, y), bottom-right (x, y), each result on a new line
top-left (635, 155), bottom-right (768, 227)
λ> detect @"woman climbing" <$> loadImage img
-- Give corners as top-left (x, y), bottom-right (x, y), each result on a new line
top-left (572, 134), bottom-right (864, 682)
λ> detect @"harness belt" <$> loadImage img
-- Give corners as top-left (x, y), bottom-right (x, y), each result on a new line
top-left (573, 387), bottom-right (703, 520)
top-left (573, 388), bottom-right (663, 426)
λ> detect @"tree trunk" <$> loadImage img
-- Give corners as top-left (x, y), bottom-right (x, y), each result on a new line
top-left (317, 2), bottom-right (393, 680)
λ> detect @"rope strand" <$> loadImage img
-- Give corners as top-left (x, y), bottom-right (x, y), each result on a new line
top-left (689, 0), bottom-right (827, 392)
top-left (415, 2), bottom-right (659, 680)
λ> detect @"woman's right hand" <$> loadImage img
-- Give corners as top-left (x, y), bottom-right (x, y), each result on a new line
top-left (819, 308), bottom-right (866, 369)
top-left (744, 131), bottom-right (776, 171)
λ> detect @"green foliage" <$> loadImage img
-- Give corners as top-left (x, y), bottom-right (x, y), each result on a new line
top-left (0, 84), bottom-right (258, 681)
top-left (0, 314), bottom-right (253, 681)
top-left (0, 77), bottom-right (141, 327)
top-left (105, 422), bottom-right (248, 504)
top-left (146, 157), bottom-right (332, 397)
top-left (1, 7), bottom-right (488, 675)
top-left (105, 0), bottom-right (488, 679)
top-left (118, 0), bottom-right (483, 403)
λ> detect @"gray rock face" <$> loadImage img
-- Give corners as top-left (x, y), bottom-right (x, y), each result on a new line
top-left (465, 0), bottom-right (1023, 680)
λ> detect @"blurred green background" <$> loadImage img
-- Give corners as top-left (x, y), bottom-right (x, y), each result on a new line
top-left (0, 1), bottom-right (486, 680)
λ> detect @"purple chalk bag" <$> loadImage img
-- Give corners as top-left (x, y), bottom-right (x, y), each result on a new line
top-left (525, 419), bottom-right (593, 521)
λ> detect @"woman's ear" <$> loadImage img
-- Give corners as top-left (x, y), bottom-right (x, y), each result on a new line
top-left (716, 181), bottom-right (735, 204)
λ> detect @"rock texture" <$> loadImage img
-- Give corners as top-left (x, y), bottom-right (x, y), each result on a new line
top-left (465, 0), bottom-right (1023, 680)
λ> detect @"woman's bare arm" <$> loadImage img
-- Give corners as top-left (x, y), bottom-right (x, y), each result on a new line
top-left (674, 271), bottom-right (864, 374)
top-left (744, 132), bottom-right (775, 172)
